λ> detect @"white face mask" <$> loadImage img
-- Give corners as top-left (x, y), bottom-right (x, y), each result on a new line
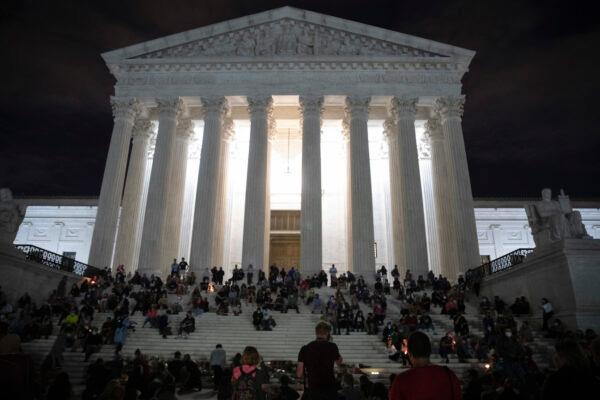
top-left (505, 332), bottom-right (512, 338)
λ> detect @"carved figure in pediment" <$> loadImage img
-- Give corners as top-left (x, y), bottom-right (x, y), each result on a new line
top-left (0, 188), bottom-right (26, 244)
top-left (276, 24), bottom-right (299, 55)
top-left (338, 36), bottom-right (360, 56)
top-left (297, 27), bottom-right (315, 55)
top-left (256, 28), bottom-right (276, 56)
top-left (236, 32), bottom-right (256, 56)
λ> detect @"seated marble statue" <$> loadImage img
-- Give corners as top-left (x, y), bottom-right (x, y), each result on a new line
top-left (526, 188), bottom-right (591, 248)
top-left (0, 188), bottom-right (26, 245)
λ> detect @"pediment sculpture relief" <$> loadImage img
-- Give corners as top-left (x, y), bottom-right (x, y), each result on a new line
top-left (137, 19), bottom-right (443, 59)
top-left (525, 188), bottom-right (592, 248)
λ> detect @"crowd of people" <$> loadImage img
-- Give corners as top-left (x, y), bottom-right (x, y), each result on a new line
top-left (2, 259), bottom-right (600, 399)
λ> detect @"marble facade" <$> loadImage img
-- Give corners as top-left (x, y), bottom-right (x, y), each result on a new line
top-left (16, 8), bottom-right (600, 280)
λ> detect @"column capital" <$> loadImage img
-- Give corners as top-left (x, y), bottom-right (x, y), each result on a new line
top-left (247, 95), bottom-right (273, 117)
top-left (268, 113), bottom-right (277, 141)
top-left (435, 95), bottom-right (465, 121)
top-left (201, 96), bottom-right (229, 118)
top-left (389, 97), bottom-right (418, 120)
top-left (299, 95), bottom-right (324, 116)
top-left (341, 116), bottom-right (350, 141)
top-left (156, 97), bottom-right (185, 119)
top-left (176, 118), bottom-right (195, 140)
top-left (110, 97), bottom-right (140, 122)
top-left (417, 132), bottom-right (432, 160)
top-left (425, 116), bottom-right (443, 141)
top-left (222, 117), bottom-right (235, 142)
top-left (132, 119), bottom-right (153, 142)
top-left (344, 95), bottom-right (371, 120)
top-left (382, 118), bottom-right (397, 142)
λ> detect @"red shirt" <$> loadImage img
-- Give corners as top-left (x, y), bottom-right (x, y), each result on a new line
top-left (389, 365), bottom-right (461, 400)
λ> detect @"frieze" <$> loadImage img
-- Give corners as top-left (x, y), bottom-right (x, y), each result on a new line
top-left (119, 71), bottom-right (462, 87)
top-left (135, 19), bottom-right (445, 59)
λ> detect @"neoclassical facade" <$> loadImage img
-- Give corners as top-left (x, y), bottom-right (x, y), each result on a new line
top-left (78, 7), bottom-right (488, 279)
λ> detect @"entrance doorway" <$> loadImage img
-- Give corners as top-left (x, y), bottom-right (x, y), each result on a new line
top-left (269, 233), bottom-right (300, 269)
top-left (269, 210), bottom-right (301, 270)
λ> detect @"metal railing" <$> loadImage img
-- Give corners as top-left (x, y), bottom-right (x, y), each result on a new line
top-left (15, 244), bottom-right (103, 277)
top-left (466, 248), bottom-right (534, 283)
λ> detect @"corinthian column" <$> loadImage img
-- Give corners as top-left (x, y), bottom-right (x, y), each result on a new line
top-left (345, 96), bottom-right (376, 280)
top-left (427, 117), bottom-right (460, 279)
top-left (211, 117), bottom-right (234, 267)
top-left (138, 98), bottom-right (183, 276)
top-left (435, 96), bottom-right (480, 276)
top-left (299, 95), bottom-right (324, 276)
top-left (189, 97), bottom-right (229, 271)
top-left (417, 131), bottom-right (442, 276)
top-left (241, 96), bottom-right (273, 273)
top-left (88, 97), bottom-right (140, 269)
top-left (113, 119), bottom-right (152, 273)
top-left (162, 118), bottom-right (194, 270)
top-left (386, 97), bottom-right (429, 277)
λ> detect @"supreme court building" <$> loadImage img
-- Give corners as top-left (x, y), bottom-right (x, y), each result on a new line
top-left (17, 7), bottom-right (599, 281)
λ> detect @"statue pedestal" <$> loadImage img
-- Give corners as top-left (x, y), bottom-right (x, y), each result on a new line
top-left (480, 239), bottom-right (600, 331)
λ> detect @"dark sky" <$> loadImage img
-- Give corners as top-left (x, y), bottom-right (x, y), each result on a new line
top-left (1, 0), bottom-right (598, 199)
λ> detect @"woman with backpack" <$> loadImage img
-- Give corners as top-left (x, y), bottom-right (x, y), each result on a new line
top-left (231, 346), bottom-right (270, 400)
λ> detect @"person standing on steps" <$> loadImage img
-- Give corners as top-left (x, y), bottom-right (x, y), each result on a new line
top-left (247, 263), bottom-right (254, 285)
top-left (210, 344), bottom-right (226, 391)
top-left (297, 321), bottom-right (343, 400)
top-left (390, 331), bottom-right (461, 400)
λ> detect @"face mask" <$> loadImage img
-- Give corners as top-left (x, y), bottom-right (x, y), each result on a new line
top-left (505, 332), bottom-right (512, 338)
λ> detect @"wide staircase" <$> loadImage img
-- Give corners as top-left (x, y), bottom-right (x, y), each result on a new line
top-left (21, 285), bottom-right (556, 397)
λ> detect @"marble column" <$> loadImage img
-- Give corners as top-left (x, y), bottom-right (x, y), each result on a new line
top-left (386, 98), bottom-right (429, 277)
top-left (344, 96), bottom-right (376, 280)
top-left (299, 95), bottom-right (324, 276)
top-left (189, 97), bottom-right (229, 271)
top-left (113, 119), bottom-right (152, 273)
top-left (264, 116), bottom-right (277, 268)
top-left (211, 117), bottom-right (234, 268)
top-left (342, 119), bottom-right (353, 272)
top-left (241, 96), bottom-right (273, 272)
top-left (435, 96), bottom-right (480, 275)
top-left (162, 118), bottom-right (194, 270)
top-left (417, 132), bottom-right (442, 276)
top-left (138, 98), bottom-right (183, 276)
top-left (88, 97), bottom-right (139, 269)
top-left (427, 117), bottom-right (460, 279)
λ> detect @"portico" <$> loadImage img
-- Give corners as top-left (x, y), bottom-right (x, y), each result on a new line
top-left (88, 7), bottom-right (480, 280)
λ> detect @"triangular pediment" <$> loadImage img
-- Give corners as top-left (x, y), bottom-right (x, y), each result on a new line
top-left (102, 7), bottom-right (474, 63)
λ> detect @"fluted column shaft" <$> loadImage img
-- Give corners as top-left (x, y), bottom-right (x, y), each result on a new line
top-left (189, 97), bottom-right (229, 271)
top-left (138, 98), bottom-right (183, 276)
top-left (113, 119), bottom-right (152, 273)
top-left (345, 96), bottom-right (376, 280)
top-left (162, 118), bottom-right (194, 271)
top-left (211, 117), bottom-right (234, 268)
top-left (428, 117), bottom-right (460, 279)
top-left (436, 97), bottom-right (480, 275)
top-left (387, 97), bottom-right (429, 277)
top-left (417, 135), bottom-right (442, 276)
top-left (300, 95), bottom-right (324, 276)
top-left (241, 96), bottom-right (273, 272)
top-left (88, 97), bottom-right (139, 269)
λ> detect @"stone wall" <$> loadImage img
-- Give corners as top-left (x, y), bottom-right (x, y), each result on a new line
top-left (480, 239), bottom-right (600, 331)
top-left (0, 244), bottom-right (82, 305)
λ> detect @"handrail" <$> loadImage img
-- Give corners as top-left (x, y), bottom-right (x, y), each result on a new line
top-left (466, 248), bottom-right (534, 282)
top-left (15, 244), bottom-right (103, 277)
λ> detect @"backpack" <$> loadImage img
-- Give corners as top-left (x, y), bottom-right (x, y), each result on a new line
top-left (232, 369), bottom-right (258, 400)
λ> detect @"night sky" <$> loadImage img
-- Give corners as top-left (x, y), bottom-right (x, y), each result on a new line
top-left (1, 0), bottom-right (598, 199)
